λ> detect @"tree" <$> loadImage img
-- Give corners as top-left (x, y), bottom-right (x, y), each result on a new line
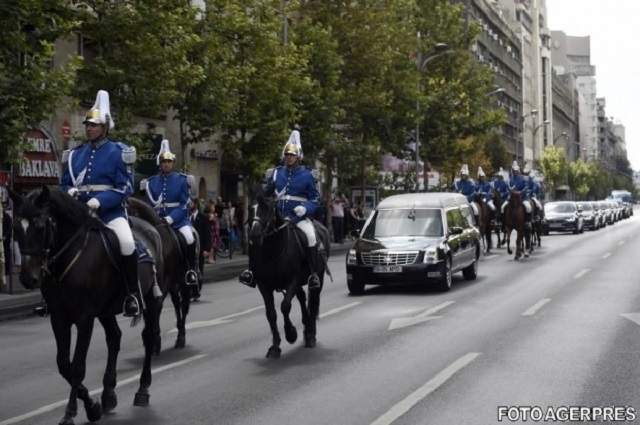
top-left (0, 0), bottom-right (77, 163)
top-left (541, 145), bottom-right (568, 200)
top-left (568, 160), bottom-right (591, 200)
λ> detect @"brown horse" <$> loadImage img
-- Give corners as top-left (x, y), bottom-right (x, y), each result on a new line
top-left (530, 197), bottom-right (543, 248)
top-left (503, 190), bottom-right (527, 260)
top-left (472, 194), bottom-right (492, 254)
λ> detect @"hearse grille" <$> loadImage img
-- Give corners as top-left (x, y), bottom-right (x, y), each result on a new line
top-left (361, 251), bottom-right (419, 266)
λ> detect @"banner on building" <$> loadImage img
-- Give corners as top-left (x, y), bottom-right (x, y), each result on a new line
top-left (13, 128), bottom-right (60, 186)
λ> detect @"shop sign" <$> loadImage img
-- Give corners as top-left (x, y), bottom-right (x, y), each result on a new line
top-left (14, 128), bottom-right (60, 185)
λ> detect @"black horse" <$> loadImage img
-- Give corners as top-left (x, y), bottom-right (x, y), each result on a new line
top-left (249, 186), bottom-right (331, 358)
top-left (10, 187), bottom-right (163, 425)
top-left (128, 197), bottom-right (199, 350)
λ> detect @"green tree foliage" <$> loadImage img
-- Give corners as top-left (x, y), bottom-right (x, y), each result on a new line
top-left (0, 0), bottom-right (77, 162)
top-left (568, 159), bottom-right (592, 200)
top-left (541, 145), bottom-right (568, 199)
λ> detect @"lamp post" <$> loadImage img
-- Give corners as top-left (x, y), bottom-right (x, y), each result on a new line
top-left (520, 109), bottom-right (539, 163)
top-left (532, 120), bottom-right (551, 164)
top-left (415, 38), bottom-right (453, 191)
top-left (486, 87), bottom-right (506, 97)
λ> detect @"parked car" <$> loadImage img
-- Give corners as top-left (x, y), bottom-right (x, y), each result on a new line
top-left (598, 201), bottom-right (614, 225)
top-left (591, 202), bottom-right (606, 229)
top-left (577, 202), bottom-right (599, 231)
top-left (543, 201), bottom-right (584, 234)
top-left (346, 193), bottom-right (480, 294)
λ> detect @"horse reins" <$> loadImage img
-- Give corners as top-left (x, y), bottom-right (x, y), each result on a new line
top-left (41, 222), bottom-right (91, 282)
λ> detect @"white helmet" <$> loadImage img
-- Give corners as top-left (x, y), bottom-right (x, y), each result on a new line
top-left (83, 90), bottom-right (115, 130)
top-left (477, 166), bottom-right (486, 178)
top-left (511, 160), bottom-right (520, 172)
top-left (460, 164), bottom-right (469, 176)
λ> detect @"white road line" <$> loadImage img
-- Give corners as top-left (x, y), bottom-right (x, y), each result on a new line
top-left (522, 298), bottom-right (551, 317)
top-left (370, 353), bottom-right (481, 425)
top-left (169, 306), bottom-right (264, 333)
top-left (319, 302), bottom-right (362, 319)
top-left (618, 240), bottom-right (626, 246)
top-left (0, 354), bottom-right (207, 425)
top-left (573, 268), bottom-right (591, 280)
top-left (602, 252), bottom-right (612, 259)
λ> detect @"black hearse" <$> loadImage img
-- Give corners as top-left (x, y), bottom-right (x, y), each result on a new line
top-left (346, 193), bottom-right (481, 294)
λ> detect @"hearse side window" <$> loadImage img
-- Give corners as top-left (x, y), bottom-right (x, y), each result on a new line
top-left (361, 209), bottom-right (443, 238)
top-left (446, 208), bottom-right (465, 229)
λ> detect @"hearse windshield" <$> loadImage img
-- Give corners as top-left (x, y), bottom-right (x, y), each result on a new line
top-left (361, 208), bottom-right (443, 238)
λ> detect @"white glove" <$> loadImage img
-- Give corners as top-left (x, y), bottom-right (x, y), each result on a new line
top-left (294, 205), bottom-right (307, 217)
top-left (67, 187), bottom-right (79, 197)
top-left (86, 198), bottom-right (100, 210)
top-left (164, 216), bottom-right (174, 225)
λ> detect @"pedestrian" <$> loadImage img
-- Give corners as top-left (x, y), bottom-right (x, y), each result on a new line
top-left (233, 201), bottom-right (245, 253)
top-left (190, 198), bottom-right (211, 300)
top-left (2, 205), bottom-right (12, 289)
top-left (331, 194), bottom-right (345, 243)
top-left (207, 203), bottom-right (220, 263)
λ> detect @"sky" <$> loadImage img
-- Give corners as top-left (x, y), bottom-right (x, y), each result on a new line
top-left (546, 0), bottom-right (640, 170)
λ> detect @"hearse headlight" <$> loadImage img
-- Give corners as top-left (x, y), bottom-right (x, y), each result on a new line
top-left (347, 249), bottom-right (357, 265)
top-left (423, 247), bottom-right (439, 264)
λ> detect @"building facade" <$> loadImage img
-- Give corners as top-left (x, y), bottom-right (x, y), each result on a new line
top-left (551, 71), bottom-right (579, 161)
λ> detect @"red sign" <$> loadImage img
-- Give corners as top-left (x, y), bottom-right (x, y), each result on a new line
top-left (61, 120), bottom-right (71, 139)
top-left (14, 128), bottom-right (60, 186)
top-left (0, 171), bottom-right (9, 186)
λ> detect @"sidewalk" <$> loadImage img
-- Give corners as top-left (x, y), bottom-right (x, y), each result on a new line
top-left (0, 241), bottom-right (353, 321)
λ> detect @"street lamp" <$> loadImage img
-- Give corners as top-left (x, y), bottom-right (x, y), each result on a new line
top-left (415, 39), bottom-right (453, 191)
top-left (553, 131), bottom-right (568, 144)
top-left (532, 119), bottom-right (551, 163)
top-left (486, 87), bottom-right (506, 97)
top-left (519, 109), bottom-right (539, 162)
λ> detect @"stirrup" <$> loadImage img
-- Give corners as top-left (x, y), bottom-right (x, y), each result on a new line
top-left (123, 295), bottom-right (141, 317)
top-left (239, 270), bottom-right (256, 288)
top-left (185, 270), bottom-right (198, 286)
top-left (33, 303), bottom-right (48, 317)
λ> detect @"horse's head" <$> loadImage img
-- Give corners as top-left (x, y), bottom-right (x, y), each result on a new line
top-left (10, 187), bottom-right (56, 289)
top-left (249, 184), bottom-right (281, 247)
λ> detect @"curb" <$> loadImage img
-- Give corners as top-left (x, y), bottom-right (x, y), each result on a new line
top-left (0, 244), bottom-right (352, 322)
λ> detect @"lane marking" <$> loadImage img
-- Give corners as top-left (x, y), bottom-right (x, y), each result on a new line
top-left (0, 354), bottom-right (207, 425)
top-left (573, 268), bottom-right (591, 280)
top-left (522, 298), bottom-right (551, 317)
top-left (169, 306), bottom-right (264, 333)
top-left (602, 252), bottom-right (612, 259)
top-left (319, 302), bottom-right (362, 319)
top-left (618, 240), bottom-right (626, 246)
top-left (388, 301), bottom-right (455, 331)
top-left (370, 352), bottom-right (481, 425)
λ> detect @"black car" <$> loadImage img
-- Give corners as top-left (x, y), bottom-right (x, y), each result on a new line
top-left (346, 193), bottom-right (481, 294)
top-left (543, 202), bottom-right (584, 234)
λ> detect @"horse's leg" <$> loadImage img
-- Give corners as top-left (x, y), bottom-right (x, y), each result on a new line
top-left (306, 275), bottom-right (322, 348)
top-left (134, 294), bottom-right (160, 407)
top-left (98, 315), bottom-right (121, 413)
top-left (171, 288), bottom-right (186, 349)
top-left (60, 317), bottom-right (101, 425)
top-left (295, 288), bottom-right (313, 348)
top-left (176, 284), bottom-right (192, 348)
top-left (259, 284), bottom-right (281, 358)
top-left (281, 279), bottom-right (299, 345)
top-left (506, 227), bottom-right (512, 255)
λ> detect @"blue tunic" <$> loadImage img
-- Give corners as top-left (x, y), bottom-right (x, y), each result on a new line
top-left (146, 171), bottom-right (191, 229)
top-left (510, 174), bottom-right (530, 199)
top-left (475, 180), bottom-right (493, 202)
top-left (493, 178), bottom-right (510, 201)
top-left (268, 165), bottom-right (319, 224)
top-left (61, 138), bottom-right (133, 223)
top-left (454, 178), bottom-right (476, 203)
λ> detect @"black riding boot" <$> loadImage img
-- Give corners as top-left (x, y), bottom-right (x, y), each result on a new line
top-left (184, 242), bottom-right (198, 286)
top-left (122, 253), bottom-right (141, 317)
top-left (307, 245), bottom-right (321, 289)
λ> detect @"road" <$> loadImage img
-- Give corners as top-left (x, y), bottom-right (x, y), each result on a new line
top-left (2, 213), bottom-right (640, 425)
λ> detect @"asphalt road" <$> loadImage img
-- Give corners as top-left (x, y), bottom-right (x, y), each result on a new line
top-left (2, 213), bottom-right (640, 425)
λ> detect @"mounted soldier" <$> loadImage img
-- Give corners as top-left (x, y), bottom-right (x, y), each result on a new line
top-left (61, 90), bottom-right (141, 317)
top-left (453, 164), bottom-right (478, 224)
top-left (509, 161), bottom-right (533, 227)
top-left (475, 167), bottom-right (495, 212)
top-left (142, 139), bottom-right (198, 287)
top-left (239, 128), bottom-right (322, 289)
top-left (493, 168), bottom-right (510, 205)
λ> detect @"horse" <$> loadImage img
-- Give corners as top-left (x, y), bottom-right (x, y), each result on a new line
top-left (128, 196), bottom-right (199, 350)
top-left (503, 190), bottom-right (528, 260)
top-left (249, 186), bottom-right (331, 358)
top-left (471, 194), bottom-right (491, 254)
top-left (492, 190), bottom-right (504, 248)
top-left (530, 197), bottom-right (543, 248)
top-left (10, 187), bottom-right (164, 425)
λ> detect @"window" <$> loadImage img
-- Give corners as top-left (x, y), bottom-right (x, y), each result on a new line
top-left (446, 208), bottom-right (467, 229)
top-left (362, 209), bottom-right (443, 238)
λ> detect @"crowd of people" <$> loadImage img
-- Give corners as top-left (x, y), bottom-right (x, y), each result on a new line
top-left (199, 197), bottom-right (244, 263)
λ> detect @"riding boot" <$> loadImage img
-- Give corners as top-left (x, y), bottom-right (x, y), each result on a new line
top-left (122, 253), bottom-right (141, 317)
top-left (184, 242), bottom-right (198, 286)
top-left (307, 245), bottom-right (321, 289)
top-left (239, 269), bottom-right (255, 288)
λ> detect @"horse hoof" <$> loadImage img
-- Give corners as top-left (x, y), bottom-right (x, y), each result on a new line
top-left (304, 336), bottom-right (316, 348)
top-left (285, 325), bottom-right (298, 344)
top-left (266, 346), bottom-right (281, 358)
top-left (174, 335), bottom-right (185, 349)
top-left (59, 417), bottom-right (74, 425)
top-left (133, 391), bottom-right (150, 407)
top-left (101, 389), bottom-right (118, 413)
top-left (85, 400), bottom-right (102, 422)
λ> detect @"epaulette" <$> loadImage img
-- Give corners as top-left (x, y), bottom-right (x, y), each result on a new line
top-left (264, 167), bottom-right (275, 181)
top-left (120, 145), bottom-right (137, 165)
top-left (139, 178), bottom-right (148, 192)
top-left (61, 149), bottom-right (71, 165)
top-left (310, 168), bottom-right (320, 180)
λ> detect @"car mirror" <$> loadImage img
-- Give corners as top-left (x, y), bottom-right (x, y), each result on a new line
top-left (350, 229), bottom-right (360, 238)
top-left (448, 226), bottom-right (463, 236)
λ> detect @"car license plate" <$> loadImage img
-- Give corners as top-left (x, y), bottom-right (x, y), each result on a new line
top-left (373, 265), bottom-right (402, 273)
top-left (427, 271), bottom-right (441, 278)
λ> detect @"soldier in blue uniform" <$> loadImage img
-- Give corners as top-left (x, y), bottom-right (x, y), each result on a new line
top-left (475, 167), bottom-right (495, 212)
top-left (493, 168), bottom-right (510, 204)
top-left (143, 140), bottom-right (198, 286)
top-left (239, 129), bottom-right (322, 289)
top-left (61, 90), bottom-right (141, 317)
top-left (509, 161), bottom-right (533, 223)
top-left (453, 164), bottom-right (476, 203)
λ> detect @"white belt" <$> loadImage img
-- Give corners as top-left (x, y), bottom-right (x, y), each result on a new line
top-left (154, 202), bottom-right (180, 209)
top-left (77, 184), bottom-right (114, 192)
top-left (277, 195), bottom-right (307, 202)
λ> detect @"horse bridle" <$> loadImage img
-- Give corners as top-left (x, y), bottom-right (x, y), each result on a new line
top-left (251, 202), bottom-right (289, 238)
